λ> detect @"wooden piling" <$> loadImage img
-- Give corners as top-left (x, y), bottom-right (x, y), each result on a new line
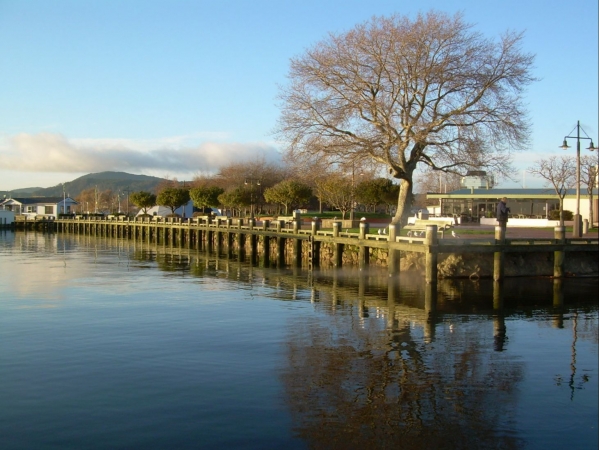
top-left (493, 225), bottom-right (506, 281)
top-left (424, 224), bottom-right (438, 283)
top-left (553, 226), bottom-right (566, 278)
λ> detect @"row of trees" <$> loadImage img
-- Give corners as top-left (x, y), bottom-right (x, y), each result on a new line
top-left (125, 160), bottom-right (402, 219)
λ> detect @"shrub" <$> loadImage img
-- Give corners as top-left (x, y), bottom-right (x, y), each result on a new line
top-left (549, 210), bottom-right (573, 220)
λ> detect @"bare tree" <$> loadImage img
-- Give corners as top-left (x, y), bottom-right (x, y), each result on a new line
top-left (581, 155), bottom-right (598, 227)
top-left (314, 173), bottom-right (354, 219)
top-left (528, 156), bottom-right (575, 226)
top-left (276, 11), bottom-right (536, 225)
top-left (415, 167), bottom-right (463, 194)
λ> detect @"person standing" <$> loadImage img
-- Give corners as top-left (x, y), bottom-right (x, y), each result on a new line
top-left (496, 197), bottom-right (510, 227)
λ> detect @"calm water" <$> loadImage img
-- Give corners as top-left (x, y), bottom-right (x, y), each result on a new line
top-left (0, 231), bottom-right (597, 450)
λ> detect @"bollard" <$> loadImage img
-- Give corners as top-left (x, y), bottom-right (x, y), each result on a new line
top-left (359, 221), bottom-right (369, 239)
top-left (583, 219), bottom-right (589, 234)
top-left (311, 219), bottom-right (320, 235)
top-left (332, 221), bottom-right (341, 237)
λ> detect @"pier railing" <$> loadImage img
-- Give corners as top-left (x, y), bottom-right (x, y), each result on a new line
top-left (13, 216), bottom-right (599, 279)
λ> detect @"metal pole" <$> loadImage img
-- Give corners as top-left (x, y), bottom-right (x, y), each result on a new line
top-left (576, 121), bottom-right (581, 230)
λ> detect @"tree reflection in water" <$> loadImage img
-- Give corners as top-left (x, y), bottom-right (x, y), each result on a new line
top-left (281, 273), bottom-right (525, 449)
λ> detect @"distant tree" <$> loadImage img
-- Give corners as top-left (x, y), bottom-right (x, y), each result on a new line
top-left (263, 180), bottom-right (313, 215)
top-left (380, 183), bottom-right (400, 214)
top-left (189, 186), bottom-right (224, 210)
top-left (415, 168), bottom-right (464, 195)
top-left (214, 158), bottom-right (289, 192)
top-left (315, 174), bottom-right (354, 219)
top-left (130, 191), bottom-right (157, 215)
top-left (76, 188), bottom-right (96, 213)
top-left (156, 187), bottom-right (190, 215)
top-left (98, 189), bottom-right (114, 213)
top-left (276, 11), bottom-right (536, 225)
top-left (528, 156), bottom-right (575, 226)
top-left (581, 155), bottom-right (598, 226)
top-left (355, 178), bottom-right (398, 213)
top-left (218, 188), bottom-right (247, 217)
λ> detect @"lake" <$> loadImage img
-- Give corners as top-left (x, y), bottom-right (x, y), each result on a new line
top-left (0, 231), bottom-right (597, 449)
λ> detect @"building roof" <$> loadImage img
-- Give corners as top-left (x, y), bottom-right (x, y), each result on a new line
top-left (0, 197), bottom-right (77, 205)
top-left (427, 188), bottom-right (599, 199)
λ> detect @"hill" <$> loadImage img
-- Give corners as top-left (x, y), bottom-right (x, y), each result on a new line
top-left (1, 172), bottom-right (167, 198)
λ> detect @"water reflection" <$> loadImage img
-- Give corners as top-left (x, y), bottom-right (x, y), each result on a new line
top-left (1, 231), bottom-right (597, 449)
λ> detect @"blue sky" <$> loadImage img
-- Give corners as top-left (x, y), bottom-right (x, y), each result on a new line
top-left (0, 0), bottom-right (597, 191)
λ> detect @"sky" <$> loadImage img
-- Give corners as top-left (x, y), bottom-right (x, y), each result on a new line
top-left (0, 0), bottom-right (597, 192)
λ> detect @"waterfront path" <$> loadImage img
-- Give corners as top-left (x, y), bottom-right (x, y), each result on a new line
top-left (451, 225), bottom-right (599, 240)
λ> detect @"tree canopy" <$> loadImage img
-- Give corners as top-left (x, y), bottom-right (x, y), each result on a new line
top-left (189, 186), bottom-right (224, 209)
top-left (130, 191), bottom-right (157, 215)
top-left (263, 180), bottom-right (313, 215)
top-left (156, 187), bottom-right (190, 215)
top-left (277, 11), bottom-right (536, 224)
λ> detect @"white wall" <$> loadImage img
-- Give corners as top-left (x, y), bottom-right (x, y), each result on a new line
top-left (0, 210), bottom-right (15, 225)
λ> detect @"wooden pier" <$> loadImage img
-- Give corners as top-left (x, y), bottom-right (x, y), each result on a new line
top-left (13, 215), bottom-right (599, 279)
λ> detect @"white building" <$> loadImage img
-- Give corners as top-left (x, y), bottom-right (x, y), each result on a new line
top-left (0, 196), bottom-right (78, 219)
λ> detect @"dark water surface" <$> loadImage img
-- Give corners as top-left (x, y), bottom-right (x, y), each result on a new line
top-left (1, 231), bottom-right (597, 449)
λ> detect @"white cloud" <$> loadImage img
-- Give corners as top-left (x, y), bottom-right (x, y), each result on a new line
top-left (0, 132), bottom-right (284, 176)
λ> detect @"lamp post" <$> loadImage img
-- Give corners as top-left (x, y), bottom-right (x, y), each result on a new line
top-left (123, 188), bottom-right (130, 217)
top-left (560, 120), bottom-right (597, 237)
top-left (244, 179), bottom-right (261, 218)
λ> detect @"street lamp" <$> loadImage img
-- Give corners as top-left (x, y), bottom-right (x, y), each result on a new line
top-left (560, 120), bottom-right (597, 237)
top-left (244, 179), bottom-right (261, 218)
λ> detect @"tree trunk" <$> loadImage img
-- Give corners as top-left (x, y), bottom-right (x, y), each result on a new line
top-left (392, 178), bottom-right (413, 226)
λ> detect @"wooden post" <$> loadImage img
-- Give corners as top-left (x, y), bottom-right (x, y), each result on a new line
top-left (263, 235), bottom-right (270, 267)
top-left (424, 224), bottom-right (438, 283)
top-left (226, 219), bottom-right (233, 253)
top-left (553, 226), bottom-right (566, 278)
top-left (359, 221), bottom-right (369, 269)
top-left (493, 225), bottom-right (506, 281)
top-left (333, 221), bottom-right (343, 267)
top-left (309, 219), bottom-right (320, 269)
top-left (387, 224), bottom-right (399, 275)
top-left (250, 226), bottom-right (257, 264)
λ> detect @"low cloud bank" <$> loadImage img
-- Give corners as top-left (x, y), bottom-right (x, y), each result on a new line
top-left (0, 132), bottom-right (283, 175)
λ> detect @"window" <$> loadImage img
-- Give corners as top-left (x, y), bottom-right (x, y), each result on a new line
top-left (45, 206), bottom-right (53, 214)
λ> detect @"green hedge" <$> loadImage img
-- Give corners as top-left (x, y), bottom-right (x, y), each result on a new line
top-left (549, 210), bottom-right (573, 220)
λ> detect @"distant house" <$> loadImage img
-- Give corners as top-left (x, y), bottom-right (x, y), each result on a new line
top-left (137, 200), bottom-right (196, 218)
top-left (0, 196), bottom-right (78, 219)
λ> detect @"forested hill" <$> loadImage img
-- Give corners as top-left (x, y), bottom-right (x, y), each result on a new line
top-left (2, 172), bottom-right (167, 198)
